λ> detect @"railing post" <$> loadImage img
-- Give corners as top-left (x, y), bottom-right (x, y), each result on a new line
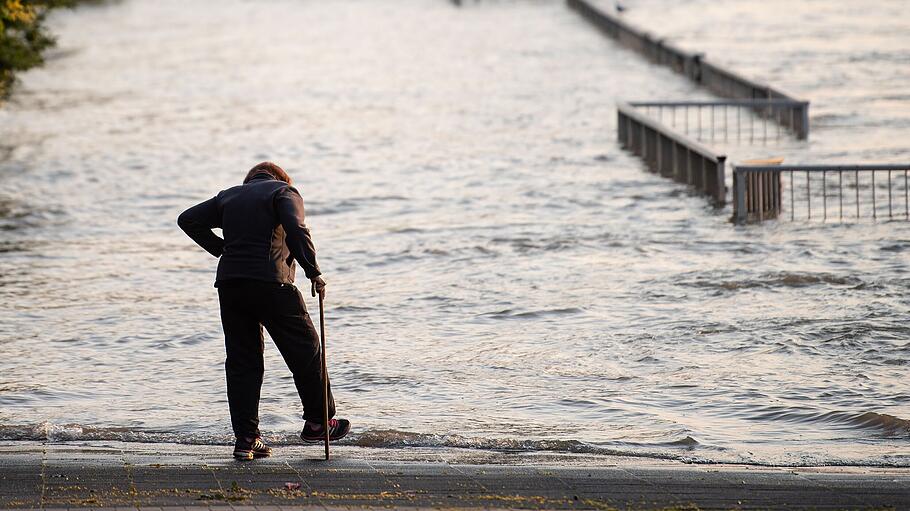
top-left (715, 156), bottom-right (726, 205)
top-left (671, 141), bottom-right (678, 180)
top-left (688, 148), bottom-right (694, 185)
top-left (775, 170), bottom-right (782, 217)
top-left (699, 156), bottom-right (707, 192)
top-left (640, 123), bottom-right (647, 160)
top-left (654, 131), bottom-right (664, 176)
top-left (618, 110), bottom-right (626, 146)
top-left (797, 101), bottom-right (810, 140)
top-left (734, 166), bottom-right (747, 223)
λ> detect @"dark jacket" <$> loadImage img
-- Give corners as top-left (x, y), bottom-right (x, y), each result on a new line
top-left (177, 172), bottom-right (321, 286)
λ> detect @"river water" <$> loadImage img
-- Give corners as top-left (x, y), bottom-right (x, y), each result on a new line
top-left (0, 0), bottom-right (908, 467)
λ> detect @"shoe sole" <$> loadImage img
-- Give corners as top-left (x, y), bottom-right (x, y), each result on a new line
top-left (233, 450), bottom-right (271, 460)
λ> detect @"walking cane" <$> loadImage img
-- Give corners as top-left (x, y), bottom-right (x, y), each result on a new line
top-left (318, 291), bottom-right (330, 460)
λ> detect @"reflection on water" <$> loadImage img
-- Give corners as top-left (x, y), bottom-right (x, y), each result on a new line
top-left (0, 0), bottom-right (908, 466)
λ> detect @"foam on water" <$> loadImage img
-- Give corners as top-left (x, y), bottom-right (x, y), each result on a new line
top-left (1, 419), bottom-right (907, 467)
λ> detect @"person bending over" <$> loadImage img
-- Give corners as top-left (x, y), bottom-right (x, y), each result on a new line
top-left (178, 161), bottom-right (350, 460)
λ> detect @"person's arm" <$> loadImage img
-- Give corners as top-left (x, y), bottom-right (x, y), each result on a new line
top-left (275, 186), bottom-right (321, 280)
top-left (177, 196), bottom-right (225, 257)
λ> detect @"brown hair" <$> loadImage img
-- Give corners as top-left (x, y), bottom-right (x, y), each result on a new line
top-left (243, 161), bottom-right (292, 184)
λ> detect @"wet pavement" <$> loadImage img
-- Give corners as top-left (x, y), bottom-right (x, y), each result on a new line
top-left (0, 442), bottom-right (908, 509)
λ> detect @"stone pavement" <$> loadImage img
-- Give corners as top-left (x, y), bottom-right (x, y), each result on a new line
top-left (0, 442), bottom-right (908, 510)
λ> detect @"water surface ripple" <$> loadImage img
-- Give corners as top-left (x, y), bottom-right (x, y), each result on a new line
top-left (0, 0), bottom-right (908, 466)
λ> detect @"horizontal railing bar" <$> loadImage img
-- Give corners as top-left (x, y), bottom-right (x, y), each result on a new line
top-left (697, 59), bottom-right (803, 105)
top-left (630, 99), bottom-right (809, 108)
top-left (568, 0), bottom-right (810, 139)
top-left (618, 101), bottom-right (724, 163)
top-left (568, 0), bottom-right (770, 98)
top-left (734, 164), bottom-right (910, 172)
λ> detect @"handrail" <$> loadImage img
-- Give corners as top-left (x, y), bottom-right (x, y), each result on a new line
top-left (734, 164), bottom-right (910, 172)
top-left (617, 101), bottom-right (723, 163)
top-left (629, 99), bottom-right (809, 143)
top-left (629, 99), bottom-right (809, 108)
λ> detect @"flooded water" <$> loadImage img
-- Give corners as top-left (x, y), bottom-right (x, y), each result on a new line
top-left (0, 0), bottom-right (908, 467)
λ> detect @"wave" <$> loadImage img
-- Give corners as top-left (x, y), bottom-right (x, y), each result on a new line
top-left (348, 429), bottom-right (694, 456)
top-left (0, 196), bottom-right (67, 232)
top-left (1, 422), bottom-right (907, 467)
top-left (477, 307), bottom-right (585, 320)
top-left (0, 422), bottom-right (697, 460)
top-left (746, 408), bottom-right (910, 436)
top-left (489, 236), bottom-right (581, 254)
top-left (0, 422), bottom-right (227, 444)
top-left (309, 195), bottom-right (409, 216)
top-left (676, 271), bottom-right (866, 292)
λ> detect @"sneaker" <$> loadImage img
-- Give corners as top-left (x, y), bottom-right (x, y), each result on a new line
top-left (301, 418), bottom-right (351, 443)
top-left (233, 436), bottom-right (272, 460)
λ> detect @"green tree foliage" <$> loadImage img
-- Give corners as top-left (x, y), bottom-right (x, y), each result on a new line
top-left (0, 0), bottom-right (78, 97)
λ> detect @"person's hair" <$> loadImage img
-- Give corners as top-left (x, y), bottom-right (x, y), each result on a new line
top-left (243, 161), bottom-right (292, 184)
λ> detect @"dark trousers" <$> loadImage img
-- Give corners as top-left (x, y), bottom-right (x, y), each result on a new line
top-left (217, 280), bottom-right (335, 439)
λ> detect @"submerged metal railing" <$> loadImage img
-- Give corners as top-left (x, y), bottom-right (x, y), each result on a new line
top-left (567, 0), bottom-right (810, 139)
top-left (617, 99), bottom-right (810, 207)
top-left (630, 100), bottom-right (810, 143)
top-left (733, 164), bottom-right (910, 223)
top-left (451, 0), bottom-right (904, 228)
top-left (618, 101), bottom-right (726, 205)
